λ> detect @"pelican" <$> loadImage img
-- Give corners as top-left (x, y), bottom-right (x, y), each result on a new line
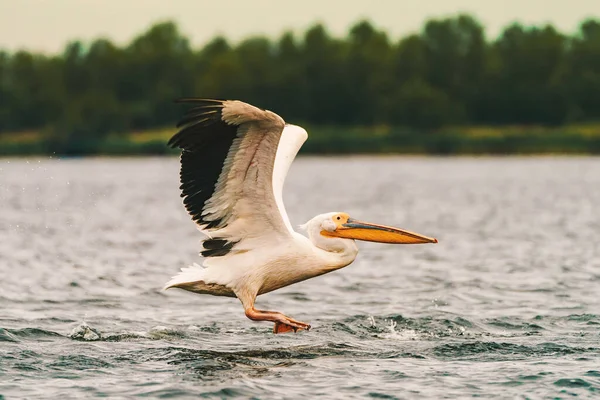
top-left (164, 99), bottom-right (438, 333)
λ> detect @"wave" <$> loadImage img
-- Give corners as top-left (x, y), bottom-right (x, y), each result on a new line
top-left (433, 341), bottom-right (599, 360)
top-left (1, 327), bottom-right (63, 342)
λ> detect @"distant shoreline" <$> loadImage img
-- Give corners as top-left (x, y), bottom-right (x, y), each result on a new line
top-left (2, 125), bottom-right (600, 156)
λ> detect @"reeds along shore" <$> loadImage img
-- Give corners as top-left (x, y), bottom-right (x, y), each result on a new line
top-left (2, 125), bottom-right (600, 156)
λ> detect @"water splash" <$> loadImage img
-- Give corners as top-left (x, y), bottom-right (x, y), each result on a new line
top-left (69, 320), bottom-right (102, 341)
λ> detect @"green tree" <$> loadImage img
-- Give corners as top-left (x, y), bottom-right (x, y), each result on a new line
top-left (234, 37), bottom-right (276, 107)
top-left (271, 32), bottom-right (306, 121)
top-left (6, 51), bottom-right (50, 130)
top-left (391, 79), bottom-right (457, 129)
top-left (567, 19), bottom-right (600, 121)
top-left (488, 24), bottom-right (568, 125)
top-left (124, 21), bottom-right (194, 128)
top-left (393, 35), bottom-right (427, 85)
top-left (0, 52), bottom-right (12, 131)
top-left (301, 24), bottom-right (348, 124)
top-left (421, 14), bottom-right (486, 122)
top-left (194, 36), bottom-right (245, 100)
top-left (344, 20), bottom-right (392, 124)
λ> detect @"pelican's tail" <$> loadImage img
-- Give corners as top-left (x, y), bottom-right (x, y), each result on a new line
top-left (163, 263), bottom-right (235, 297)
top-left (163, 263), bottom-right (206, 291)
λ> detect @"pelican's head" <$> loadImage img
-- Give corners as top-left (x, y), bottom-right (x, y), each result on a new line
top-left (303, 212), bottom-right (437, 248)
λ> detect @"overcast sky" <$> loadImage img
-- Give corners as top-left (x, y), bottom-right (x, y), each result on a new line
top-left (1, 0), bottom-right (599, 53)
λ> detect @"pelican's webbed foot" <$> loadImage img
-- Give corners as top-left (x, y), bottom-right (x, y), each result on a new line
top-left (273, 320), bottom-right (311, 334)
top-left (244, 307), bottom-right (311, 334)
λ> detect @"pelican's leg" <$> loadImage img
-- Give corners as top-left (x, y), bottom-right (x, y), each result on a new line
top-left (237, 290), bottom-right (311, 334)
top-left (244, 307), bottom-right (311, 334)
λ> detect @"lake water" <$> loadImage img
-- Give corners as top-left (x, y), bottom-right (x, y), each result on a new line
top-left (1, 156), bottom-right (599, 399)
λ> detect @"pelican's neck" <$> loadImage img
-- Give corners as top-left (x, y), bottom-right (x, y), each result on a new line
top-left (304, 226), bottom-right (359, 270)
top-left (325, 238), bottom-right (359, 269)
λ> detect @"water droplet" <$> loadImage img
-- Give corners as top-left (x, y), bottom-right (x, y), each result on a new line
top-left (368, 315), bottom-right (376, 327)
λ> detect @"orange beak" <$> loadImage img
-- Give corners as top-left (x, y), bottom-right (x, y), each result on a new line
top-left (323, 218), bottom-right (438, 244)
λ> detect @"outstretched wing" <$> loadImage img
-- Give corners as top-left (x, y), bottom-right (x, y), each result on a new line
top-left (168, 99), bottom-right (307, 258)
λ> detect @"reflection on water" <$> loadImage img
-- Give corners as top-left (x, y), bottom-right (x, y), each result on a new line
top-left (1, 156), bottom-right (599, 398)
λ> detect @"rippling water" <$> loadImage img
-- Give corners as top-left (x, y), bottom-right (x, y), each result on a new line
top-left (1, 156), bottom-right (599, 398)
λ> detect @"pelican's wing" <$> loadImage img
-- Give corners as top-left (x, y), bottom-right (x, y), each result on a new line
top-left (168, 99), bottom-right (307, 258)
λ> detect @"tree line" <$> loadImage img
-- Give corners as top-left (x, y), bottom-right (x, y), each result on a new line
top-left (1, 14), bottom-right (599, 144)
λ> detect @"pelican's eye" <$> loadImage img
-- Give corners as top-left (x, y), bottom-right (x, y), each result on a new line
top-left (336, 216), bottom-right (341, 221)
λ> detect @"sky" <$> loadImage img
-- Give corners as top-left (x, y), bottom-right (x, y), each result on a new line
top-left (1, 0), bottom-right (599, 53)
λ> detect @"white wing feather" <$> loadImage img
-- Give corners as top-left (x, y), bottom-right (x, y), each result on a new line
top-left (272, 125), bottom-right (308, 235)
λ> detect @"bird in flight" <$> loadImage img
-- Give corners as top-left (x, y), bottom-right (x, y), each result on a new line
top-left (165, 99), bottom-right (438, 333)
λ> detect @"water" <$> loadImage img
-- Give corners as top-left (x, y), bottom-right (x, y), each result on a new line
top-left (1, 156), bottom-right (599, 399)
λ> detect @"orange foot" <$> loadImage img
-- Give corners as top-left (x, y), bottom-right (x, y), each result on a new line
top-left (273, 320), bottom-right (311, 334)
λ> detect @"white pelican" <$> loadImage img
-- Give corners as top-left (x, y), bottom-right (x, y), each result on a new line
top-left (164, 99), bottom-right (438, 333)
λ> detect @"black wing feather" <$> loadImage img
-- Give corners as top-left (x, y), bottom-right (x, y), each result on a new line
top-left (169, 98), bottom-right (284, 257)
top-left (200, 238), bottom-right (237, 257)
top-left (169, 99), bottom-right (238, 238)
